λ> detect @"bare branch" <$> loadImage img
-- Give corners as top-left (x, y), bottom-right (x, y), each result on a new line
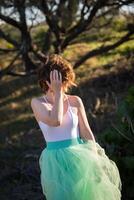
top-left (107, 0), bottom-right (134, 6)
top-left (7, 70), bottom-right (36, 77)
top-left (74, 28), bottom-right (134, 68)
top-left (0, 13), bottom-right (21, 30)
top-left (29, 8), bottom-right (39, 31)
top-left (0, 48), bottom-right (17, 54)
top-left (61, 0), bottom-right (108, 49)
top-left (80, 1), bottom-right (90, 19)
top-left (0, 51), bottom-right (21, 79)
top-left (0, 29), bottom-right (19, 47)
top-left (39, 0), bottom-right (62, 52)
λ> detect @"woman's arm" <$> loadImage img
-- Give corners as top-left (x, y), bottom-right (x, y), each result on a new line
top-left (31, 70), bottom-right (64, 126)
top-left (75, 96), bottom-right (96, 142)
top-left (31, 91), bottom-right (63, 126)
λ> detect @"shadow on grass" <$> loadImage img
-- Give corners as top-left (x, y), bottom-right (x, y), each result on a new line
top-left (0, 75), bottom-right (39, 98)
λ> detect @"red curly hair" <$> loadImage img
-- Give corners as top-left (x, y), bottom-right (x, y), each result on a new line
top-left (37, 54), bottom-right (77, 94)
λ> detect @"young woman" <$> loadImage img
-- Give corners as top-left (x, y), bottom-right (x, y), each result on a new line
top-left (31, 54), bottom-right (122, 200)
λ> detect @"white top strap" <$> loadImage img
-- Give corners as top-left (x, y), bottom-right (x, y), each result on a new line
top-left (43, 95), bottom-right (48, 103)
top-left (43, 94), bottom-right (71, 110)
top-left (64, 94), bottom-right (70, 107)
top-left (64, 94), bottom-right (74, 116)
top-left (43, 95), bottom-right (52, 110)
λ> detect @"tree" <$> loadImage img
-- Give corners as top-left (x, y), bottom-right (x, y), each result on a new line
top-left (0, 0), bottom-right (134, 78)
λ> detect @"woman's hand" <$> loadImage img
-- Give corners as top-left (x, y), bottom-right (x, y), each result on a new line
top-left (46, 69), bottom-right (63, 94)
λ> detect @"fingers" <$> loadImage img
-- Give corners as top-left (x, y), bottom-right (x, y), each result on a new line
top-left (50, 70), bottom-right (56, 81)
top-left (59, 71), bottom-right (62, 81)
top-left (50, 70), bottom-right (62, 81)
top-left (57, 71), bottom-right (62, 82)
top-left (48, 70), bottom-right (62, 93)
top-left (55, 70), bottom-right (58, 80)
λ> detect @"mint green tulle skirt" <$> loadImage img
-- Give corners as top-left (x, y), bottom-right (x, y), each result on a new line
top-left (39, 137), bottom-right (122, 200)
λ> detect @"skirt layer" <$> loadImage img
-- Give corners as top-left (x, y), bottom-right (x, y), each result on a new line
top-left (39, 137), bottom-right (122, 200)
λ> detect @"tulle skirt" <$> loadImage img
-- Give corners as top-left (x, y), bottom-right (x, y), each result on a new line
top-left (39, 137), bottom-right (122, 200)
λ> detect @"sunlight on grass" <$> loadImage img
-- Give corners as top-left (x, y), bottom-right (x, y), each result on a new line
top-left (63, 32), bottom-right (134, 70)
top-left (1, 113), bottom-right (32, 126)
top-left (0, 52), bottom-right (21, 68)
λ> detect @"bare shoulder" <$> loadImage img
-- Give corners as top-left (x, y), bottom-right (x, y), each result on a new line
top-left (67, 95), bottom-right (83, 107)
top-left (31, 97), bottom-right (41, 107)
top-left (31, 95), bottom-right (46, 104)
top-left (30, 96), bottom-right (49, 123)
top-left (31, 96), bottom-right (47, 110)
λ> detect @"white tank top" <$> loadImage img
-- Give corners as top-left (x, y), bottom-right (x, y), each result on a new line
top-left (38, 94), bottom-right (80, 142)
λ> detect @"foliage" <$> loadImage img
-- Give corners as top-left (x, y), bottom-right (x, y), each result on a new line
top-left (98, 86), bottom-right (134, 200)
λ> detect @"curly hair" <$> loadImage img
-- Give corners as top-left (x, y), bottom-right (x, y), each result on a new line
top-left (37, 54), bottom-right (77, 94)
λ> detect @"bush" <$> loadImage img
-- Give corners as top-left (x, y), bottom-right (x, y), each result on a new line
top-left (98, 86), bottom-right (134, 200)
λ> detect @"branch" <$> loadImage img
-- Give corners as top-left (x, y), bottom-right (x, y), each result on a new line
top-left (0, 51), bottom-right (21, 79)
top-left (31, 47), bottom-right (48, 63)
top-left (0, 48), bottom-right (17, 54)
top-left (39, 0), bottom-right (62, 52)
top-left (74, 28), bottom-right (134, 68)
top-left (0, 29), bottom-right (19, 47)
top-left (0, 13), bottom-right (21, 30)
top-left (111, 122), bottom-right (132, 142)
top-left (61, 0), bottom-right (108, 50)
top-left (16, 1), bottom-right (27, 29)
top-left (107, 0), bottom-right (134, 6)
top-left (39, 0), bottom-right (59, 33)
top-left (80, 1), bottom-right (90, 19)
top-left (7, 70), bottom-right (36, 77)
top-left (29, 8), bottom-right (39, 31)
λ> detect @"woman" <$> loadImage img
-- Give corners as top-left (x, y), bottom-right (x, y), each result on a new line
top-left (31, 54), bottom-right (122, 200)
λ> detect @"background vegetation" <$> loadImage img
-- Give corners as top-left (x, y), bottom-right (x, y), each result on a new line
top-left (0, 1), bottom-right (134, 200)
